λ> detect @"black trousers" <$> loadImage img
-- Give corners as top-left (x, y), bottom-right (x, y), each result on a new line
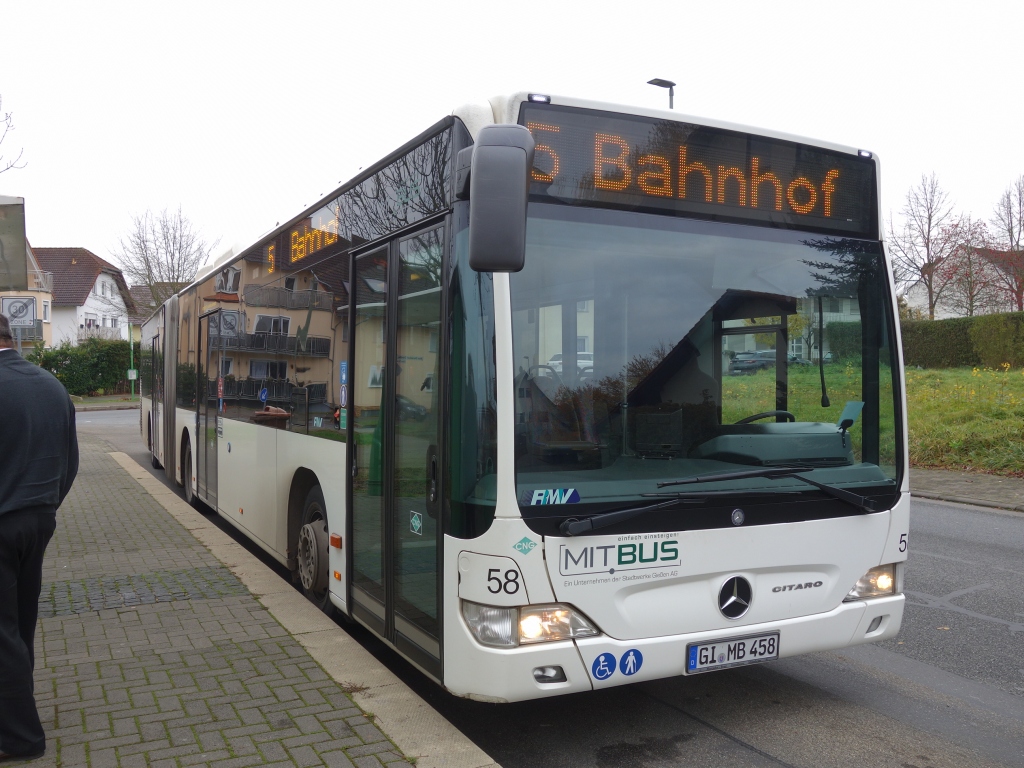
top-left (0, 508), bottom-right (55, 757)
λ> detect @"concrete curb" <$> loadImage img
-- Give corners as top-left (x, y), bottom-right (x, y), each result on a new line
top-left (75, 404), bottom-right (141, 412)
top-left (107, 451), bottom-right (501, 768)
top-left (911, 491), bottom-right (1024, 514)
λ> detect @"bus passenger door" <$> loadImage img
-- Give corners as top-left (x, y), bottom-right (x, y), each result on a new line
top-left (197, 311), bottom-right (220, 507)
top-left (150, 332), bottom-right (162, 464)
top-left (350, 223), bottom-right (444, 679)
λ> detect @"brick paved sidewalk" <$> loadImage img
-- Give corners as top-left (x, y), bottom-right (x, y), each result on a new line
top-left (31, 434), bottom-right (414, 768)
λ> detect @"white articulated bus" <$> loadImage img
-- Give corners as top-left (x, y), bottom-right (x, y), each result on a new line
top-left (141, 92), bottom-right (908, 702)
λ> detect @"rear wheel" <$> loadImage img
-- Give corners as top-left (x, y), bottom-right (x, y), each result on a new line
top-left (182, 439), bottom-right (199, 509)
top-left (297, 485), bottom-right (336, 617)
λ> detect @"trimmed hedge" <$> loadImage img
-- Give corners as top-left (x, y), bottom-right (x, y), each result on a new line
top-left (969, 313), bottom-right (1024, 368)
top-left (825, 321), bottom-right (862, 361)
top-left (29, 338), bottom-right (141, 396)
top-left (900, 311), bottom-right (1024, 369)
top-left (901, 317), bottom-right (979, 368)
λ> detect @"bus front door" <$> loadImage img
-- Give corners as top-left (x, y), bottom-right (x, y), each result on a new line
top-left (350, 224), bottom-right (444, 679)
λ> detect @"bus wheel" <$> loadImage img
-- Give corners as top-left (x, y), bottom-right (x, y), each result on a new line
top-left (182, 440), bottom-right (197, 509)
top-left (297, 486), bottom-right (336, 617)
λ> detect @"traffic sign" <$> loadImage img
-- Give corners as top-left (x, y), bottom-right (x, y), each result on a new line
top-left (1, 296), bottom-right (35, 327)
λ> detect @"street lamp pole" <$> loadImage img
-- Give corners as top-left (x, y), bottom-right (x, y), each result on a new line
top-left (647, 78), bottom-right (676, 109)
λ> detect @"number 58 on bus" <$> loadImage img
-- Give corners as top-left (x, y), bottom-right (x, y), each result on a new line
top-left (141, 91), bottom-right (908, 702)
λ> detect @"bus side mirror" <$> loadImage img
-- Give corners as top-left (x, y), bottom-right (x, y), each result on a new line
top-left (465, 124), bottom-right (535, 273)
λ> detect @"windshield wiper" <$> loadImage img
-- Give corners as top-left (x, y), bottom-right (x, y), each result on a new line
top-left (657, 467), bottom-right (878, 513)
top-left (559, 498), bottom-right (697, 537)
top-left (557, 468), bottom-right (881, 537)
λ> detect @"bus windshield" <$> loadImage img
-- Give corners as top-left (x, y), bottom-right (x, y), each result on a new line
top-left (510, 204), bottom-right (901, 532)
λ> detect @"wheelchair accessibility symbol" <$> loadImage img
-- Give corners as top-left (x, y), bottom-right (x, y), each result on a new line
top-left (591, 652), bottom-right (616, 681)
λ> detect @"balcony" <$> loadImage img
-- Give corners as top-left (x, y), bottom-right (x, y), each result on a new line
top-left (207, 331), bottom-right (331, 357)
top-left (27, 270), bottom-right (53, 293)
top-left (10, 319), bottom-right (44, 341)
top-left (241, 286), bottom-right (333, 311)
top-left (78, 326), bottom-right (123, 341)
top-left (206, 378), bottom-right (327, 404)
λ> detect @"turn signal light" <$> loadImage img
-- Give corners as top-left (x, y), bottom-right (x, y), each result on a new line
top-left (329, 533), bottom-right (342, 548)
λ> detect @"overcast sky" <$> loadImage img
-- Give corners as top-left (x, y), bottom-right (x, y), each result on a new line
top-left (2, 1), bottom-right (1021, 274)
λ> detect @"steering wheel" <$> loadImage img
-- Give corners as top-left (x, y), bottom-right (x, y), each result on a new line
top-left (527, 365), bottom-right (564, 387)
top-left (528, 364), bottom-right (561, 379)
top-left (734, 410), bottom-right (795, 424)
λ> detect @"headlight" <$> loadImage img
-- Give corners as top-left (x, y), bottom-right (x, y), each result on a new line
top-left (844, 563), bottom-right (900, 601)
top-left (461, 601), bottom-right (600, 648)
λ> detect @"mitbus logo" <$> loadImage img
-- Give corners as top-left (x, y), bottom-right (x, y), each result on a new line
top-left (559, 539), bottom-right (680, 576)
top-left (527, 488), bottom-right (580, 505)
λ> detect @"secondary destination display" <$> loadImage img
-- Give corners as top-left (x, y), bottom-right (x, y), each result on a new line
top-left (520, 104), bottom-right (877, 237)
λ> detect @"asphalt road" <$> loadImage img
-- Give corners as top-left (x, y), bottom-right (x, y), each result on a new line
top-left (80, 410), bottom-right (1024, 768)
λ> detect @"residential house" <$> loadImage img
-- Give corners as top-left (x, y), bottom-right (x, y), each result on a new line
top-left (0, 241), bottom-right (55, 353)
top-left (127, 282), bottom-right (187, 341)
top-left (32, 247), bottom-right (136, 345)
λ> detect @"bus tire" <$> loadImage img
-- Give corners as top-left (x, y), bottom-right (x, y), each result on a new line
top-left (297, 485), bottom-right (336, 617)
top-left (182, 439), bottom-right (198, 509)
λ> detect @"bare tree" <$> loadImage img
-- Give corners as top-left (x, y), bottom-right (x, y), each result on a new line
top-left (888, 173), bottom-right (960, 319)
top-left (936, 217), bottom-right (1001, 316)
top-left (991, 175), bottom-right (1024, 252)
top-left (112, 208), bottom-right (218, 306)
top-left (0, 94), bottom-right (25, 175)
top-left (983, 175), bottom-right (1024, 311)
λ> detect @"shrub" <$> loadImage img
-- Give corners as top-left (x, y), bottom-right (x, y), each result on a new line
top-left (969, 313), bottom-right (1024, 368)
top-left (900, 317), bottom-right (979, 368)
top-left (825, 321), bottom-right (862, 361)
top-left (30, 339), bottom-right (141, 395)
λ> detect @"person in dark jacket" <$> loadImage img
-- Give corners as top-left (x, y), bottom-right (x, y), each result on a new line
top-left (0, 312), bottom-right (79, 761)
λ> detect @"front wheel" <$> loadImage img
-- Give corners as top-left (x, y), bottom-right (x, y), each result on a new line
top-left (296, 485), bottom-right (337, 617)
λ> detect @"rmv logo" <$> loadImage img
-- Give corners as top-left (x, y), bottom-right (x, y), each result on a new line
top-left (529, 488), bottom-right (580, 505)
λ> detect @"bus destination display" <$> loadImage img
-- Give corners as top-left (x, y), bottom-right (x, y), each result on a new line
top-left (520, 104), bottom-right (877, 237)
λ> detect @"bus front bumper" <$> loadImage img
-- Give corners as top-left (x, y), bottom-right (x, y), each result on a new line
top-left (444, 594), bottom-right (903, 702)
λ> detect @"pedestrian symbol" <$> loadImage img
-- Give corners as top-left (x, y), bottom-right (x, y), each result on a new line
top-left (591, 653), bottom-right (616, 681)
top-left (619, 649), bottom-right (643, 676)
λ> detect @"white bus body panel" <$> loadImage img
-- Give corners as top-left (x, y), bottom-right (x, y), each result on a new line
top-left (276, 429), bottom-right (348, 611)
top-left (218, 418), bottom-right (281, 555)
top-left (442, 494), bottom-right (908, 702)
top-left (205, 418), bottom-right (348, 608)
top-left (548, 511), bottom-right (893, 639)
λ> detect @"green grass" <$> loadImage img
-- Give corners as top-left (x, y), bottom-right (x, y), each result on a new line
top-left (721, 363), bottom-right (896, 468)
top-left (723, 363), bottom-right (1024, 476)
top-left (904, 365), bottom-right (1024, 476)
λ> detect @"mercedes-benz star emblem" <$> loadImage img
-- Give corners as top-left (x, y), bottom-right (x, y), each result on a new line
top-left (719, 576), bottom-right (752, 619)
